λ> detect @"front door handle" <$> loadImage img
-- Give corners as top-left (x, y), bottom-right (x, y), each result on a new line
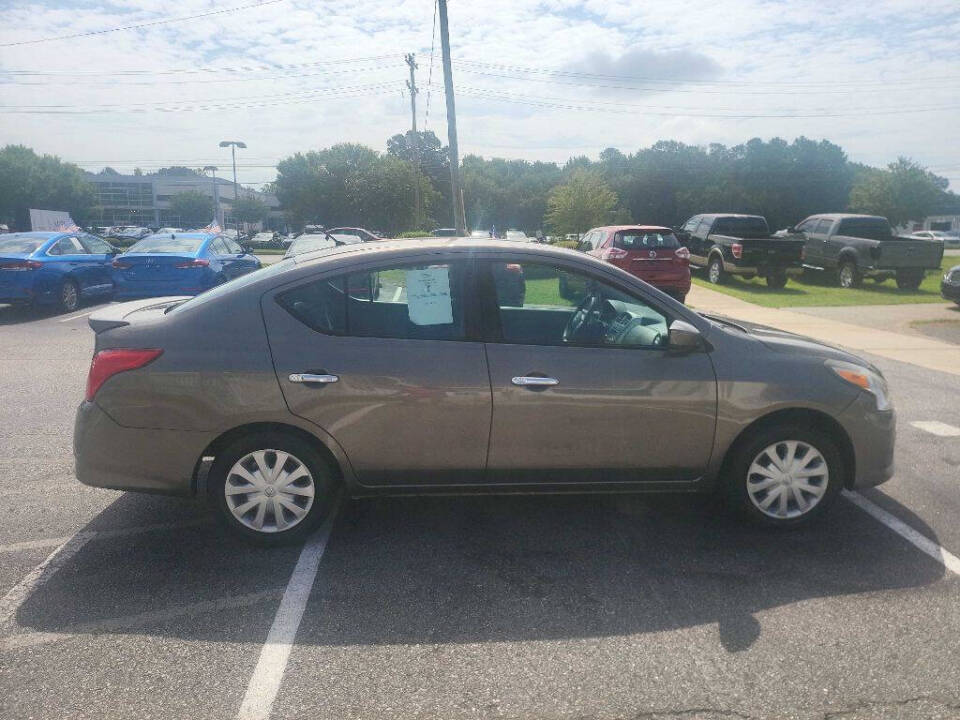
top-left (511, 375), bottom-right (559, 387)
top-left (289, 373), bottom-right (339, 384)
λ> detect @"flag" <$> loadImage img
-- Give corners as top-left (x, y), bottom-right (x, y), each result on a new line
top-left (201, 218), bottom-right (222, 233)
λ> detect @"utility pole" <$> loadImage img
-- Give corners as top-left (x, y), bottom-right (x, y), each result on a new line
top-left (404, 53), bottom-right (421, 229)
top-left (219, 140), bottom-right (246, 232)
top-left (437, 0), bottom-right (465, 235)
top-left (203, 165), bottom-right (221, 227)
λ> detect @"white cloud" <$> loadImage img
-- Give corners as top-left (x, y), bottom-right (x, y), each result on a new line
top-left (1, 0), bottom-right (958, 188)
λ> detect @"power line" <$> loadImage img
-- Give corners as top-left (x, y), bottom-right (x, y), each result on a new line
top-left (458, 86), bottom-right (960, 118)
top-left (1, 61), bottom-right (402, 87)
top-left (456, 67), bottom-right (960, 97)
top-left (453, 58), bottom-right (960, 88)
top-left (0, 0), bottom-right (287, 48)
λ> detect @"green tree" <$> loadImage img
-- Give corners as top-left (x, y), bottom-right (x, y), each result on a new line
top-left (849, 158), bottom-right (949, 227)
top-left (0, 145), bottom-right (95, 230)
top-left (544, 169), bottom-right (619, 235)
top-left (156, 166), bottom-right (203, 177)
top-left (168, 190), bottom-right (214, 228)
top-left (232, 194), bottom-right (270, 225)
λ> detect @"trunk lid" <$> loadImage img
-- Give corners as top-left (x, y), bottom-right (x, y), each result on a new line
top-left (871, 237), bottom-right (944, 269)
top-left (113, 254), bottom-right (204, 282)
top-left (88, 296), bottom-right (191, 334)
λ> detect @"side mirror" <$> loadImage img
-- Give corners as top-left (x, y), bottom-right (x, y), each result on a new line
top-left (667, 319), bottom-right (704, 352)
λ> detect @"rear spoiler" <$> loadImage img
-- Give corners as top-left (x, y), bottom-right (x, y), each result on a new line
top-left (88, 296), bottom-right (191, 333)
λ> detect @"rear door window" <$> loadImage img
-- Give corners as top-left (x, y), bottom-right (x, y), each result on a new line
top-left (49, 237), bottom-right (88, 255)
top-left (277, 262), bottom-right (468, 341)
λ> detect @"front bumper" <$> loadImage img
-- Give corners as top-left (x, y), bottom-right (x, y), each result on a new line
top-left (837, 392), bottom-right (895, 488)
top-left (74, 401), bottom-right (214, 496)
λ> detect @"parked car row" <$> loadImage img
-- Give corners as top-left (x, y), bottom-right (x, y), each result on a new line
top-left (0, 231), bottom-right (261, 312)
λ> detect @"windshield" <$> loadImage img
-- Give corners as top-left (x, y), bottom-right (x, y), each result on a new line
top-left (127, 236), bottom-right (205, 254)
top-left (288, 235), bottom-right (336, 255)
top-left (711, 216), bottom-right (770, 237)
top-left (616, 231), bottom-right (679, 249)
top-left (0, 235), bottom-right (46, 254)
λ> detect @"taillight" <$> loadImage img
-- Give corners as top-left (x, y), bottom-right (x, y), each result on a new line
top-left (504, 263), bottom-right (523, 274)
top-left (673, 246), bottom-right (691, 264)
top-left (174, 259), bottom-right (210, 269)
top-left (111, 258), bottom-right (131, 269)
top-left (0, 260), bottom-right (42, 271)
top-left (85, 348), bottom-right (163, 402)
top-left (731, 243), bottom-right (743, 259)
top-left (600, 247), bottom-right (629, 260)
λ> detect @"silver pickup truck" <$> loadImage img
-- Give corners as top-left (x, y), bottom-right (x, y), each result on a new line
top-left (783, 213), bottom-right (944, 289)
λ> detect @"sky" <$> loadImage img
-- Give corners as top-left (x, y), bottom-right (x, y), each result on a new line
top-left (1, 0), bottom-right (959, 190)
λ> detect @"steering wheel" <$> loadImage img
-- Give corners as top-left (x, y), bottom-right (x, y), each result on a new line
top-left (562, 292), bottom-right (600, 343)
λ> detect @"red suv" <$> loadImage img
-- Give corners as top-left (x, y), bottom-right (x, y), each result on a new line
top-left (579, 225), bottom-right (691, 303)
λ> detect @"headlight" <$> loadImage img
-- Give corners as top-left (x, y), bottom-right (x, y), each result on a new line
top-left (826, 360), bottom-right (891, 411)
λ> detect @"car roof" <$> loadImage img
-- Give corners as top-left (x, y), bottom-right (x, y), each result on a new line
top-left (592, 225), bottom-right (673, 232)
top-left (697, 214), bottom-right (766, 221)
top-left (805, 213), bottom-right (886, 221)
top-left (291, 237), bottom-right (589, 268)
top-left (143, 232), bottom-right (215, 239)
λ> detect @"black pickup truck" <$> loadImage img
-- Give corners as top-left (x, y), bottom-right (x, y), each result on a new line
top-left (676, 214), bottom-right (804, 288)
top-left (781, 214), bottom-right (944, 289)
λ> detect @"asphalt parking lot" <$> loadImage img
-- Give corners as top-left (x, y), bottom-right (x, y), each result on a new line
top-left (2, 302), bottom-right (960, 720)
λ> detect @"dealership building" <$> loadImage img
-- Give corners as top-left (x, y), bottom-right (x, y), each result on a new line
top-left (84, 171), bottom-right (283, 230)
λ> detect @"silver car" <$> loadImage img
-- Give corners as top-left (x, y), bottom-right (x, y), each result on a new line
top-left (74, 239), bottom-right (894, 544)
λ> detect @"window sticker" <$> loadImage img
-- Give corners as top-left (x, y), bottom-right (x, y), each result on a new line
top-left (405, 267), bottom-right (453, 326)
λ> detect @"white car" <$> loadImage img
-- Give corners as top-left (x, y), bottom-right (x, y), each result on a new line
top-left (910, 230), bottom-right (960, 248)
top-left (505, 229), bottom-right (529, 242)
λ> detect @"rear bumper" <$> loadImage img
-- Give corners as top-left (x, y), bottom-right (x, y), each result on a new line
top-left (838, 393), bottom-right (896, 489)
top-left (74, 401), bottom-right (214, 496)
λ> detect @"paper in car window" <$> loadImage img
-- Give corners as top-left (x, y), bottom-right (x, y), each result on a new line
top-left (405, 266), bottom-right (453, 326)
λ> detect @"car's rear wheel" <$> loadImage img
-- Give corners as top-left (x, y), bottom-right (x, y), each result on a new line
top-left (707, 255), bottom-right (725, 284)
top-left (895, 269), bottom-right (923, 290)
top-left (838, 261), bottom-right (861, 289)
top-left (58, 279), bottom-right (79, 313)
top-left (209, 432), bottom-right (336, 545)
top-left (725, 424), bottom-right (843, 527)
top-left (765, 272), bottom-right (788, 289)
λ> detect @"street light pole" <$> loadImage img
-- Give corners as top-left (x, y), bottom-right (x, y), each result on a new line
top-left (203, 165), bottom-right (220, 227)
top-left (219, 140), bottom-right (247, 231)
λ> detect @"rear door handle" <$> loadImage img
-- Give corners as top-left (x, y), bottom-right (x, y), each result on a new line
top-left (289, 373), bottom-right (339, 384)
top-left (512, 376), bottom-right (559, 387)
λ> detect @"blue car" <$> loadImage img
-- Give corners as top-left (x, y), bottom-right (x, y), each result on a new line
top-left (112, 232), bottom-right (261, 300)
top-left (0, 231), bottom-right (117, 313)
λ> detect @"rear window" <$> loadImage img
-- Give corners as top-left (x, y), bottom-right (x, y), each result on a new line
top-left (711, 217), bottom-right (769, 237)
top-left (836, 218), bottom-right (892, 241)
top-left (0, 235), bottom-right (45, 254)
top-left (288, 235), bottom-right (336, 255)
top-left (128, 236), bottom-right (205, 254)
top-left (616, 231), bottom-right (679, 249)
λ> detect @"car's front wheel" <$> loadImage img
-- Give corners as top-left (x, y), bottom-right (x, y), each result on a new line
top-left (725, 424), bottom-right (843, 527)
top-left (209, 432), bottom-right (336, 545)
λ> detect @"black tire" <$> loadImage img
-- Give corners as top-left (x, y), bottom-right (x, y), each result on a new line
top-left (838, 261), bottom-right (862, 289)
top-left (872, 276), bottom-right (887, 284)
top-left (208, 431), bottom-right (338, 546)
top-left (58, 278), bottom-right (80, 313)
top-left (707, 255), bottom-right (726, 284)
top-left (895, 269), bottom-right (923, 290)
top-left (724, 423), bottom-right (844, 528)
top-left (766, 272), bottom-right (788, 289)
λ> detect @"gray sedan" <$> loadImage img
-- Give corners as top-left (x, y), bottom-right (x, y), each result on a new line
top-left (74, 239), bottom-right (894, 544)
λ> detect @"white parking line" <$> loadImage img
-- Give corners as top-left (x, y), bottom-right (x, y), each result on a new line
top-left (236, 499), bottom-right (342, 720)
top-left (843, 490), bottom-right (960, 576)
top-left (57, 309), bottom-right (97, 323)
top-left (0, 531), bottom-right (96, 627)
top-left (910, 420), bottom-right (960, 437)
top-left (0, 519), bottom-right (209, 555)
top-left (0, 588), bottom-right (283, 653)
